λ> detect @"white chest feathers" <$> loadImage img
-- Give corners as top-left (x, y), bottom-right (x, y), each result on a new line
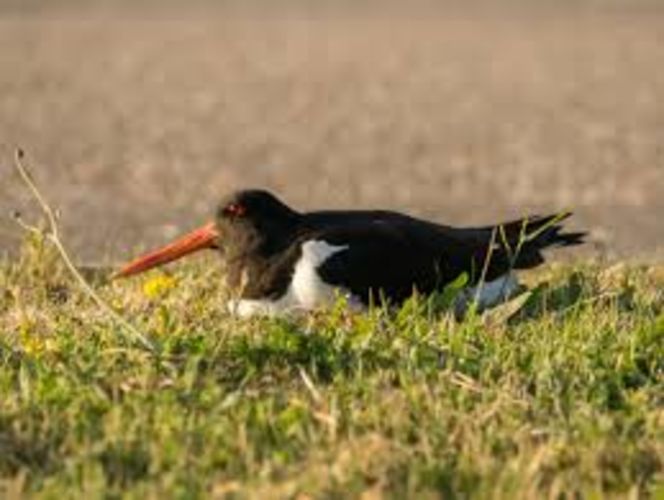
top-left (227, 240), bottom-right (357, 318)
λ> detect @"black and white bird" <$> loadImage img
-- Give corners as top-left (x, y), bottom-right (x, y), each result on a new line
top-left (115, 189), bottom-right (586, 317)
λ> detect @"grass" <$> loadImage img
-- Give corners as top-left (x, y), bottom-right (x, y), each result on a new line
top-left (0, 235), bottom-right (662, 498)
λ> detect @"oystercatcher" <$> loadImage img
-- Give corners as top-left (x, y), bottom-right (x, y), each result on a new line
top-left (115, 190), bottom-right (585, 317)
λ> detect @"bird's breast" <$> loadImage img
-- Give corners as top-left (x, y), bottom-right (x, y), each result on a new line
top-left (227, 239), bottom-right (360, 317)
top-left (289, 240), bottom-right (350, 308)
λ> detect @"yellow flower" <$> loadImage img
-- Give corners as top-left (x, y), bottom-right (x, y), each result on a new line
top-left (22, 337), bottom-right (42, 356)
top-left (142, 274), bottom-right (177, 299)
top-left (19, 321), bottom-right (57, 357)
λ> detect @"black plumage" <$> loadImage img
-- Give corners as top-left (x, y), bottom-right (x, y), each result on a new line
top-left (212, 190), bottom-right (586, 305)
top-left (116, 189), bottom-right (586, 313)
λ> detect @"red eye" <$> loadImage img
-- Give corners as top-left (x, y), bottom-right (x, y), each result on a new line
top-left (225, 203), bottom-right (246, 217)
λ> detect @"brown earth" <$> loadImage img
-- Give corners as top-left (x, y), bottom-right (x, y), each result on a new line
top-left (1, 2), bottom-right (662, 264)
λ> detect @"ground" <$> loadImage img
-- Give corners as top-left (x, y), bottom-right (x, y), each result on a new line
top-left (1, 1), bottom-right (663, 261)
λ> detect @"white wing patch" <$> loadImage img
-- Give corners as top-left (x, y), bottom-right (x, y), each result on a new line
top-left (227, 240), bottom-right (360, 318)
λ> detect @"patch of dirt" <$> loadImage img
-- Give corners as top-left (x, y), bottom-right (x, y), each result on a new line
top-left (1, 3), bottom-right (662, 263)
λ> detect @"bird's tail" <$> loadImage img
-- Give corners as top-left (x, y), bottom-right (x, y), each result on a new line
top-left (485, 212), bottom-right (586, 270)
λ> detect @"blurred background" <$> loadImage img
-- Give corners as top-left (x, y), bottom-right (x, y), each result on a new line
top-left (1, 0), bottom-right (662, 263)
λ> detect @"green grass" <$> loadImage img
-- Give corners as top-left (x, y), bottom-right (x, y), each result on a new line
top-left (1, 236), bottom-right (662, 498)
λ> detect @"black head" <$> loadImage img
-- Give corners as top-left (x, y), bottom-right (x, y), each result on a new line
top-left (113, 189), bottom-right (300, 278)
top-left (215, 189), bottom-right (300, 256)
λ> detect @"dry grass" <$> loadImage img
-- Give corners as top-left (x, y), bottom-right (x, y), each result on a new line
top-left (1, 3), bottom-right (663, 262)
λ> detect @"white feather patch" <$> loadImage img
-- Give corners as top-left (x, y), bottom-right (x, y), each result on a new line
top-left (456, 273), bottom-right (520, 314)
top-left (227, 240), bottom-right (360, 318)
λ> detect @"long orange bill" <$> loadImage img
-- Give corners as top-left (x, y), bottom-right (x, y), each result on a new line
top-left (113, 222), bottom-right (219, 278)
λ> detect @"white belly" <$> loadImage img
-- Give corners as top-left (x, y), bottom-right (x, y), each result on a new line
top-left (227, 240), bottom-right (360, 318)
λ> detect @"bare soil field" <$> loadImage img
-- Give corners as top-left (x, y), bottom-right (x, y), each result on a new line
top-left (1, 2), bottom-right (663, 262)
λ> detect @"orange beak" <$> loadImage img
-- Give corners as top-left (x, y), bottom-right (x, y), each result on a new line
top-left (113, 222), bottom-right (219, 278)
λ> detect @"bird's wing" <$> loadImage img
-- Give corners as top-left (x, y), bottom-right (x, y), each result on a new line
top-left (310, 223), bottom-right (469, 305)
top-left (303, 210), bottom-right (586, 307)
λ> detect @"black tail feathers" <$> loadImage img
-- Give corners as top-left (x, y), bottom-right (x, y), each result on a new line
top-left (494, 212), bottom-right (587, 270)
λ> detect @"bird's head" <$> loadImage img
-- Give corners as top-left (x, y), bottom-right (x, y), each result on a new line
top-left (114, 189), bottom-right (298, 278)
